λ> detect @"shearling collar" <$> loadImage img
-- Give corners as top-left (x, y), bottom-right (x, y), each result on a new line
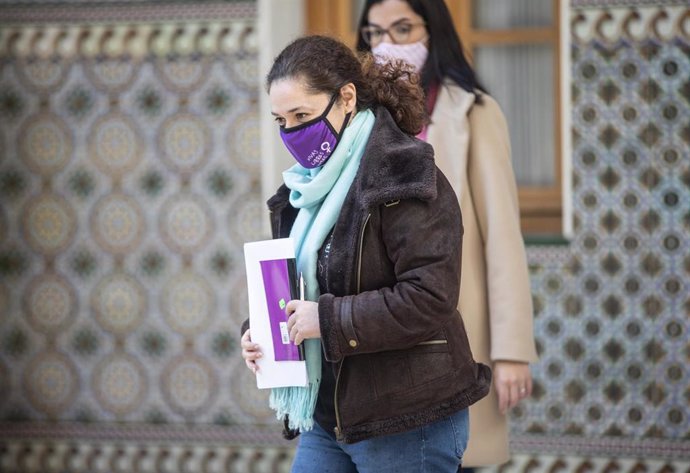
top-left (268, 106), bottom-right (437, 214)
top-left (354, 106), bottom-right (436, 208)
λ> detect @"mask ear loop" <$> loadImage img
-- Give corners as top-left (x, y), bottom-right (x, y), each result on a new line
top-left (321, 93), bottom-right (339, 117)
top-left (323, 84), bottom-right (355, 138)
top-left (337, 110), bottom-right (353, 140)
top-left (321, 91), bottom-right (352, 139)
top-left (328, 88), bottom-right (354, 140)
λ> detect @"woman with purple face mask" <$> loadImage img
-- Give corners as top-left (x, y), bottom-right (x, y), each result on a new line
top-left (240, 35), bottom-right (491, 472)
top-left (357, 1), bottom-right (538, 470)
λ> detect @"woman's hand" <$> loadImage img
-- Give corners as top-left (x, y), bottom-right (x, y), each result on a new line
top-left (286, 300), bottom-right (321, 346)
top-left (241, 329), bottom-right (262, 374)
top-left (493, 361), bottom-right (532, 414)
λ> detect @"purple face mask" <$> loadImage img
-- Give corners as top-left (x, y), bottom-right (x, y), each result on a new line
top-left (279, 94), bottom-right (351, 168)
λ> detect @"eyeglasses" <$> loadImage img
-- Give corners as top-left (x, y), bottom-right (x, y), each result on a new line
top-left (360, 22), bottom-right (426, 47)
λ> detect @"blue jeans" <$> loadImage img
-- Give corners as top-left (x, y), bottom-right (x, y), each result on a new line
top-left (291, 409), bottom-right (469, 473)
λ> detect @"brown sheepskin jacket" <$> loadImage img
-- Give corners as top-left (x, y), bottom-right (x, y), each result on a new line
top-left (266, 106), bottom-right (491, 444)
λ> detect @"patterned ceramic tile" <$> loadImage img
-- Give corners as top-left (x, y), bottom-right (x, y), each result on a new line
top-left (2, 2), bottom-right (690, 472)
top-left (514, 4), bottom-right (690, 463)
top-left (0, 10), bottom-right (267, 432)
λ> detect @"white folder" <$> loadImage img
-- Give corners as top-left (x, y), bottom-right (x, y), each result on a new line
top-left (244, 237), bottom-right (308, 389)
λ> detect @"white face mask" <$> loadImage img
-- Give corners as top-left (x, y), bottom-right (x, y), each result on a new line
top-left (372, 39), bottom-right (429, 73)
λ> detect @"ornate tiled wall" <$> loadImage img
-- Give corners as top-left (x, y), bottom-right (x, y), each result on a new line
top-left (0, 1), bottom-right (271, 424)
top-left (1, 1), bottom-right (690, 473)
top-left (0, 2), bottom-right (296, 472)
top-left (496, 2), bottom-right (690, 472)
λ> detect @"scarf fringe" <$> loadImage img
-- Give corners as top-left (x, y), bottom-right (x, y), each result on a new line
top-left (269, 379), bottom-right (320, 431)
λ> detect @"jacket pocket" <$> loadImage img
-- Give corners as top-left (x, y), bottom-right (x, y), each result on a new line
top-left (372, 340), bottom-right (452, 399)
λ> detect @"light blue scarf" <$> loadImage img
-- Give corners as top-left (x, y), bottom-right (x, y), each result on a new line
top-left (270, 109), bottom-right (375, 432)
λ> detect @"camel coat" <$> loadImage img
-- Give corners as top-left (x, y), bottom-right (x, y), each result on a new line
top-left (427, 84), bottom-right (539, 467)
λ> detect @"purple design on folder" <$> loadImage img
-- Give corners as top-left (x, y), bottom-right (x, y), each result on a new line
top-left (259, 258), bottom-right (302, 362)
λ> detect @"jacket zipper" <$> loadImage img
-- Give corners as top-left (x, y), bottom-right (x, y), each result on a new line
top-left (356, 213), bottom-right (371, 294)
top-left (333, 360), bottom-right (345, 439)
top-left (417, 340), bottom-right (448, 346)
top-left (334, 212), bottom-right (371, 440)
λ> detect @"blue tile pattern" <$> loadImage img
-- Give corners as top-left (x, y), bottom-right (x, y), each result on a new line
top-left (512, 5), bottom-right (690, 460)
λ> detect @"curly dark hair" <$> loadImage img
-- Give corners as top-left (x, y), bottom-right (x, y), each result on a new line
top-left (266, 35), bottom-right (427, 135)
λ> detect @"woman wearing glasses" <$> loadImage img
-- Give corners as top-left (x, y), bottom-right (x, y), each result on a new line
top-left (241, 34), bottom-right (491, 472)
top-left (357, 0), bottom-right (538, 469)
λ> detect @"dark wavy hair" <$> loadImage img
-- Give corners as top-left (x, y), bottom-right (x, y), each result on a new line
top-left (266, 35), bottom-right (427, 135)
top-left (355, 0), bottom-right (486, 99)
